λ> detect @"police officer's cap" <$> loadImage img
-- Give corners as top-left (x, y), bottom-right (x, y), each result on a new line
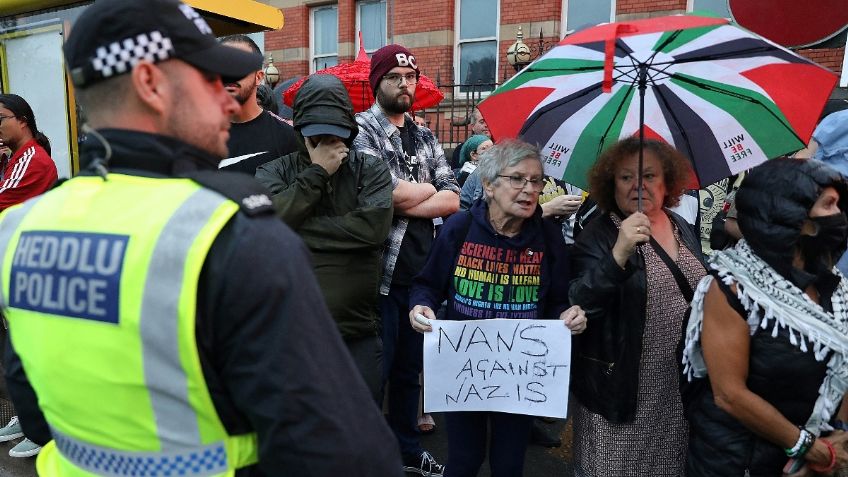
top-left (64, 0), bottom-right (263, 88)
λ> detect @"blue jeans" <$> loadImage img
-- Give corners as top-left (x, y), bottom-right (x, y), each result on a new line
top-left (445, 411), bottom-right (533, 477)
top-left (380, 285), bottom-right (424, 459)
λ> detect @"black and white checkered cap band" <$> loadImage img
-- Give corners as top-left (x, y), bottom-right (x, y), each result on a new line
top-left (92, 31), bottom-right (174, 80)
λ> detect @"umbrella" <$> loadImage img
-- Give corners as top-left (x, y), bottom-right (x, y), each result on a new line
top-left (478, 14), bottom-right (838, 194)
top-left (283, 34), bottom-right (444, 113)
top-left (274, 76), bottom-right (302, 119)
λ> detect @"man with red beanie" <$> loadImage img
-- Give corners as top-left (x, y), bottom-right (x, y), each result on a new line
top-left (354, 44), bottom-right (459, 477)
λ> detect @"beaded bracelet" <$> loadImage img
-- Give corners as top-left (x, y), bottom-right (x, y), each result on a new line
top-left (785, 429), bottom-right (805, 457)
top-left (786, 428), bottom-right (816, 458)
top-left (808, 438), bottom-right (837, 474)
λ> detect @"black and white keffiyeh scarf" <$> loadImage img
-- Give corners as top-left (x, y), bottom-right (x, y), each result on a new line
top-left (682, 239), bottom-right (848, 434)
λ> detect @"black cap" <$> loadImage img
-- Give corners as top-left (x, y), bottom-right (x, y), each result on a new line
top-left (301, 124), bottom-right (352, 139)
top-left (64, 0), bottom-right (263, 88)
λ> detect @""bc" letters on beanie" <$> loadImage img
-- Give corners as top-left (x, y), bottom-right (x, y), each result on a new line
top-left (369, 44), bottom-right (420, 95)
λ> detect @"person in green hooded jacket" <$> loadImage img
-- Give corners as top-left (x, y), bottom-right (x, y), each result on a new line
top-left (256, 74), bottom-right (393, 402)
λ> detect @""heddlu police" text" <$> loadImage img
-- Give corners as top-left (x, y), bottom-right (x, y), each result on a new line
top-left (9, 231), bottom-right (128, 323)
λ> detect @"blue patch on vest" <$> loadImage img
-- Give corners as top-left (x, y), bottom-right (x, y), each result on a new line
top-left (9, 231), bottom-right (128, 324)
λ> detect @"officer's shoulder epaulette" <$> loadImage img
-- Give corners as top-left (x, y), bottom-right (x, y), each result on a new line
top-left (182, 170), bottom-right (275, 217)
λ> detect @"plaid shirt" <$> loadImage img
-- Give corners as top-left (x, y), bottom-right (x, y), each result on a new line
top-left (354, 103), bottom-right (460, 294)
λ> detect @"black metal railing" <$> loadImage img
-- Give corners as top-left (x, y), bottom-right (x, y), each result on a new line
top-left (419, 73), bottom-right (500, 161)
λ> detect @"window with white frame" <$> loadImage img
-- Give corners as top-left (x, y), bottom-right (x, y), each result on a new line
top-left (561, 0), bottom-right (614, 37)
top-left (688, 0), bottom-right (731, 18)
top-left (311, 5), bottom-right (338, 71)
top-left (456, 0), bottom-right (498, 92)
top-left (356, 0), bottom-right (387, 55)
top-left (842, 35), bottom-right (848, 88)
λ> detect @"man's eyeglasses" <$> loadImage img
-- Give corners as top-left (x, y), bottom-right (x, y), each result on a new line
top-left (0, 115), bottom-right (16, 125)
top-left (383, 73), bottom-right (418, 87)
top-left (497, 175), bottom-right (545, 191)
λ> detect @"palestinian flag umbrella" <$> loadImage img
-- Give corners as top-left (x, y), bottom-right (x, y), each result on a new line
top-left (478, 14), bottom-right (838, 194)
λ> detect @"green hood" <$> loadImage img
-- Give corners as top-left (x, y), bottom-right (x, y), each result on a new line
top-left (293, 74), bottom-right (359, 148)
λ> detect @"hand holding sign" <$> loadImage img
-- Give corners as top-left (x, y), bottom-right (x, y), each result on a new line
top-left (410, 305), bottom-right (436, 333)
top-left (560, 305), bottom-right (587, 335)
top-left (423, 318), bottom-right (571, 418)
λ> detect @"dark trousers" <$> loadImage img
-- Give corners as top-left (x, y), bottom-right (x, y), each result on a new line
top-left (344, 334), bottom-right (383, 405)
top-left (445, 412), bottom-right (533, 477)
top-left (380, 285), bottom-right (423, 458)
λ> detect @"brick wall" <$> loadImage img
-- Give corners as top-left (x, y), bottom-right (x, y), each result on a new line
top-left (798, 47), bottom-right (844, 76)
top-left (279, 60), bottom-right (309, 79)
top-left (338, 0), bottom-right (355, 62)
top-left (500, 0), bottom-right (559, 23)
top-left (617, 0), bottom-right (686, 15)
top-left (267, 5), bottom-right (307, 51)
top-left (393, 0), bottom-right (453, 36)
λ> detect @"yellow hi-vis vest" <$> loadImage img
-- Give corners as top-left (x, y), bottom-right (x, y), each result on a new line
top-left (0, 174), bottom-right (258, 476)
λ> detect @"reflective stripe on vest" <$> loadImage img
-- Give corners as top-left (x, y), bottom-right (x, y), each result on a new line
top-left (52, 426), bottom-right (227, 477)
top-left (0, 175), bottom-right (257, 476)
top-left (141, 187), bottom-right (226, 446)
top-left (0, 196), bottom-right (44, 309)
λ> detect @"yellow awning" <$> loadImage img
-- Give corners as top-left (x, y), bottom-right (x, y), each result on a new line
top-left (185, 0), bottom-right (284, 35)
top-left (0, 0), bottom-right (283, 35)
top-left (0, 0), bottom-right (75, 17)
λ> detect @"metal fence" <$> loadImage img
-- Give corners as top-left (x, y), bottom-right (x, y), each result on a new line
top-left (419, 75), bottom-right (501, 161)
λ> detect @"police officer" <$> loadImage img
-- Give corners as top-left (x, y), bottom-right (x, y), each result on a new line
top-left (0, 0), bottom-right (402, 475)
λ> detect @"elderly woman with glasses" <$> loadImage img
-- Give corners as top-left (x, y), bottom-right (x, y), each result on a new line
top-left (408, 139), bottom-right (586, 477)
top-left (568, 137), bottom-right (706, 477)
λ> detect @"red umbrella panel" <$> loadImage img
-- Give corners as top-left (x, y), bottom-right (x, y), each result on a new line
top-left (283, 43), bottom-right (444, 113)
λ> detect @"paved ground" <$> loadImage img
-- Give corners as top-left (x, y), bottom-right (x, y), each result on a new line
top-left (421, 413), bottom-right (575, 477)
top-left (0, 414), bottom-right (574, 477)
top-left (0, 439), bottom-right (36, 477)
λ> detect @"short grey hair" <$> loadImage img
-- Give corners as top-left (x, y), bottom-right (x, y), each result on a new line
top-left (476, 139), bottom-right (543, 186)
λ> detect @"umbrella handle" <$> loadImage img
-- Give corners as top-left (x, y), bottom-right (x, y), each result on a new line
top-left (637, 63), bottom-right (648, 212)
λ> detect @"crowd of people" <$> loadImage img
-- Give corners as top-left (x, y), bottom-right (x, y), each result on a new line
top-left (0, 0), bottom-right (846, 477)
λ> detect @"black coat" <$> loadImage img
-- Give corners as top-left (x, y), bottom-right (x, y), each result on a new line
top-left (686, 274), bottom-right (830, 477)
top-left (568, 211), bottom-right (702, 423)
top-left (255, 75), bottom-right (393, 340)
top-left (4, 130), bottom-right (403, 477)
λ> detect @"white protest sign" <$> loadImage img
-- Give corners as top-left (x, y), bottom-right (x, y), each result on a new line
top-left (423, 318), bottom-right (571, 418)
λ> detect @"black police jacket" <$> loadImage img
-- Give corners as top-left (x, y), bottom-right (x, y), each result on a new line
top-left (3, 130), bottom-right (402, 477)
top-left (568, 211), bottom-right (702, 423)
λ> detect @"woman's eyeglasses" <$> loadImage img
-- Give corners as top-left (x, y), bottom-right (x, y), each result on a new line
top-left (497, 175), bottom-right (545, 191)
top-left (0, 115), bottom-right (16, 125)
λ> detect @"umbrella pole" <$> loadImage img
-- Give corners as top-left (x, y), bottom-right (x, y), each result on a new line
top-left (637, 63), bottom-right (648, 213)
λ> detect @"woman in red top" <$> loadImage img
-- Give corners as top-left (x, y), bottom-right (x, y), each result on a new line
top-left (0, 94), bottom-right (58, 211)
top-left (0, 94), bottom-right (58, 457)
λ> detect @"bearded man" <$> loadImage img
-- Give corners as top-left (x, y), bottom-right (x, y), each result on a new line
top-left (218, 35), bottom-right (297, 174)
top-left (353, 44), bottom-right (459, 477)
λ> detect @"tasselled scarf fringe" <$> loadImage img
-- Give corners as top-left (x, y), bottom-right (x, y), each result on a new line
top-left (681, 239), bottom-right (848, 435)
